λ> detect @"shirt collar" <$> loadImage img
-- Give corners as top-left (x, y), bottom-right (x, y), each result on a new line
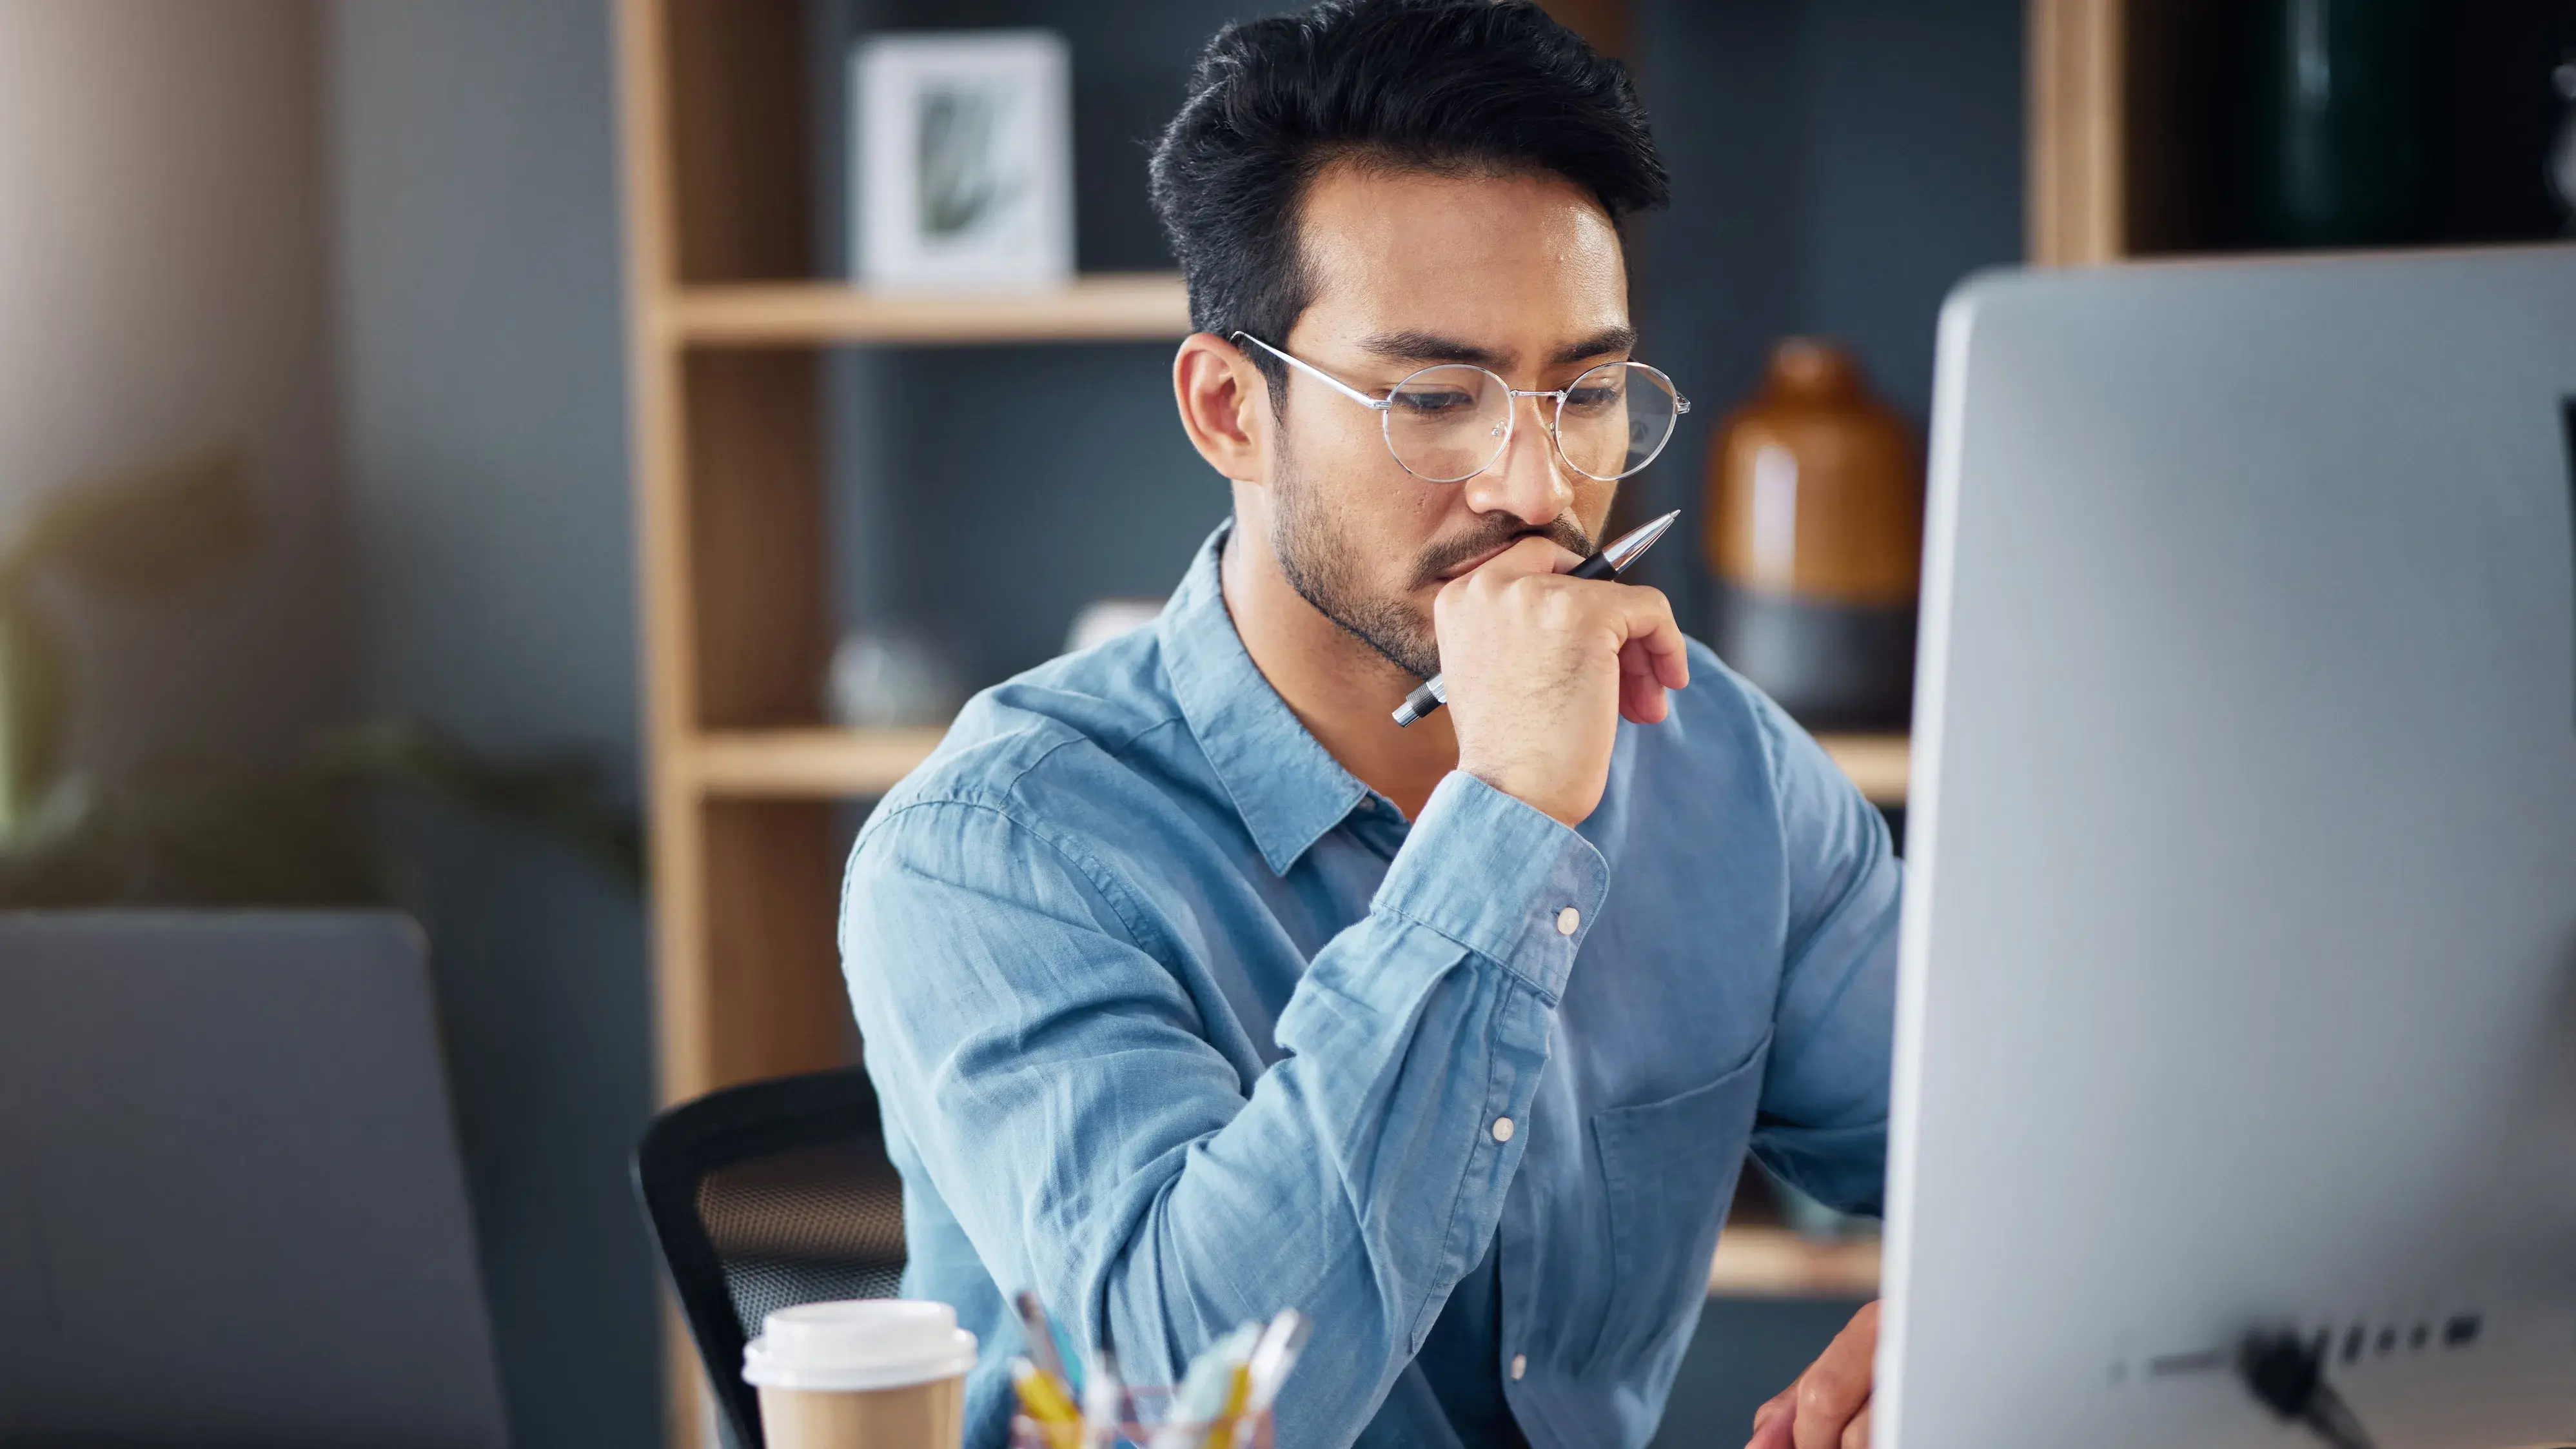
top-left (1159, 523), bottom-right (1372, 875)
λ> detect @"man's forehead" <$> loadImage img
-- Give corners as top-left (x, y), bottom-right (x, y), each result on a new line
top-left (1292, 161), bottom-right (1629, 366)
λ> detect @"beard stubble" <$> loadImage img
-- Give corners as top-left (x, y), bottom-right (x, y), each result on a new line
top-left (1266, 439), bottom-right (1594, 682)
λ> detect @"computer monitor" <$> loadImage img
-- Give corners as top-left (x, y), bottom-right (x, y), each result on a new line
top-left (1878, 244), bottom-right (2576, 1449)
top-left (0, 912), bottom-right (510, 1448)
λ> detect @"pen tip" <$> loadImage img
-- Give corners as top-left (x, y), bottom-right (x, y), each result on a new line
top-left (1603, 509), bottom-right (1682, 569)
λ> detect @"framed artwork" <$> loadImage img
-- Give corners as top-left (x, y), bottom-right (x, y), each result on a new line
top-left (852, 31), bottom-right (1074, 291)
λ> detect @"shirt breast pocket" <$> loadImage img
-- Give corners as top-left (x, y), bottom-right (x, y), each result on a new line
top-left (1584, 1030), bottom-right (1772, 1371)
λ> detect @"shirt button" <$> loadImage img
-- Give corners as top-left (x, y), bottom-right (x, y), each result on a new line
top-left (1555, 906), bottom-right (1580, 936)
top-left (1491, 1116), bottom-right (1515, 1143)
top-left (1510, 1354), bottom-right (1528, 1381)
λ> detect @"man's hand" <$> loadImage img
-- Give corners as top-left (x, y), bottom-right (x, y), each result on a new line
top-left (1748, 1301), bottom-right (1878, 1449)
top-left (1435, 535), bottom-right (1690, 827)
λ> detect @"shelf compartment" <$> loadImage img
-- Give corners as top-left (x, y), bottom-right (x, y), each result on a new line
top-left (664, 274), bottom-right (1194, 348)
top-left (690, 726), bottom-right (1909, 806)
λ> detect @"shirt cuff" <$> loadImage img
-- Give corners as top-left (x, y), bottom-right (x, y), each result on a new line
top-left (1371, 771), bottom-right (1611, 1000)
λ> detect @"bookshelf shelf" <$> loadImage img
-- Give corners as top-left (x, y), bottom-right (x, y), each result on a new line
top-left (1818, 733), bottom-right (1910, 807)
top-left (1706, 1227), bottom-right (1881, 1299)
top-left (689, 727), bottom-right (947, 798)
top-left (687, 725), bottom-right (1911, 807)
top-left (664, 273), bottom-right (1192, 347)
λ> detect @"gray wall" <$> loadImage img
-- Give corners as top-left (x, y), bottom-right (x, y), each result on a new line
top-left (1621, 0), bottom-right (2027, 622)
top-left (325, 4), bottom-right (658, 1446)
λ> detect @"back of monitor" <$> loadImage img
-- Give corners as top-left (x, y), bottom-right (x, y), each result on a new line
top-left (1880, 246), bottom-right (2576, 1449)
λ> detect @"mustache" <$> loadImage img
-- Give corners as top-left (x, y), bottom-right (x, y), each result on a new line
top-left (1413, 515), bottom-right (1596, 587)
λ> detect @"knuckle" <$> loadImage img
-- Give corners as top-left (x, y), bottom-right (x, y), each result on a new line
top-left (1796, 1371), bottom-right (1851, 1417)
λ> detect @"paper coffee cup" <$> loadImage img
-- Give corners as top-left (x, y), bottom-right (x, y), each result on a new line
top-left (744, 1300), bottom-right (977, 1449)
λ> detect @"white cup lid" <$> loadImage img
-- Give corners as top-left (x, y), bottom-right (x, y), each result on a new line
top-left (742, 1300), bottom-right (979, 1392)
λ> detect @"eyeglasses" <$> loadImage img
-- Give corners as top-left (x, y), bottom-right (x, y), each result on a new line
top-left (1234, 331), bottom-right (1689, 484)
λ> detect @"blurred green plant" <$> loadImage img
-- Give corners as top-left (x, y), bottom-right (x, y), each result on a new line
top-left (0, 446), bottom-right (256, 836)
top-left (0, 446), bottom-right (642, 906)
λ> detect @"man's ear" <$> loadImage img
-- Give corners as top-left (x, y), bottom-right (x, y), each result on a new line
top-left (1173, 331), bottom-right (1269, 484)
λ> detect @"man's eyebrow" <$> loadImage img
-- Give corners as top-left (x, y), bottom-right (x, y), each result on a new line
top-left (1549, 326), bottom-right (1637, 366)
top-left (1355, 330), bottom-right (1510, 370)
top-left (1353, 326), bottom-right (1641, 372)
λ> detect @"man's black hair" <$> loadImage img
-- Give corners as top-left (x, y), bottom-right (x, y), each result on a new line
top-left (1148, 0), bottom-right (1668, 404)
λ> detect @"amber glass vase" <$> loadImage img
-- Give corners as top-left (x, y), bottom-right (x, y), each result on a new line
top-left (1703, 339), bottom-right (1922, 730)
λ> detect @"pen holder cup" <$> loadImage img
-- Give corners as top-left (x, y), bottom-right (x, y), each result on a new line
top-left (1010, 1388), bottom-right (1275, 1449)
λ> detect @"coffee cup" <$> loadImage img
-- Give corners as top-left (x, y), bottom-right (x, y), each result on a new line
top-left (743, 1299), bottom-right (978, 1449)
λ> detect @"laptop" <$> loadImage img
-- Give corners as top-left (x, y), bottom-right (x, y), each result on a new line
top-left (0, 911), bottom-right (511, 1447)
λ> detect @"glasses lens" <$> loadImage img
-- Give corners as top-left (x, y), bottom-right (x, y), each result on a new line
top-left (1553, 363), bottom-right (1681, 480)
top-left (1382, 366), bottom-right (1512, 482)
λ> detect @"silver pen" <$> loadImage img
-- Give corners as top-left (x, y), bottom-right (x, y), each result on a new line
top-left (1391, 509), bottom-right (1682, 727)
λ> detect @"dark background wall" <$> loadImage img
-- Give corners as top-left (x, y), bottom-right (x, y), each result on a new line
top-left (1618, 0), bottom-right (2026, 626)
top-left (327, 4), bottom-right (658, 1446)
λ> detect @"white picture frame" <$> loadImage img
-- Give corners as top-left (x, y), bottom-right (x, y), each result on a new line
top-left (852, 31), bottom-right (1074, 292)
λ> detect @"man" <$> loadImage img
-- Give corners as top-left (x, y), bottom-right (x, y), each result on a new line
top-left (840, 4), bottom-right (1894, 1445)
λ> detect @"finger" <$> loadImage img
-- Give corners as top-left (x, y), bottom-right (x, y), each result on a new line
top-left (1745, 1387), bottom-right (1798, 1449)
top-left (1840, 1404), bottom-right (1872, 1449)
top-left (1604, 586), bottom-right (1690, 693)
top-left (1791, 1304), bottom-right (1881, 1449)
top-left (1618, 638), bottom-right (1669, 724)
top-left (1620, 671), bottom-right (1664, 725)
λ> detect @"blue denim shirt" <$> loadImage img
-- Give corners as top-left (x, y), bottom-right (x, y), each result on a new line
top-left (839, 526), bottom-right (1900, 1449)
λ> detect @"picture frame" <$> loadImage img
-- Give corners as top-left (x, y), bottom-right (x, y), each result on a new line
top-left (852, 31), bottom-right (1075, 291)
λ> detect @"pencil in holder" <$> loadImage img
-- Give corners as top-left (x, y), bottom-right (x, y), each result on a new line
top-left (1009, 1386), bottom-right (1275, 1449)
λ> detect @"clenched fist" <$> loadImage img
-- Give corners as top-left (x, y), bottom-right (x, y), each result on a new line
top-left (1434, 534), bottom-right (1689, 827)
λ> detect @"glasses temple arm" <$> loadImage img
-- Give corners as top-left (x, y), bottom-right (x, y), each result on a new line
top-left (1230, 332), bottom-right (1389, 411)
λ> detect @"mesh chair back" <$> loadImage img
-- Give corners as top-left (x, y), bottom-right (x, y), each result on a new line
top-left (633, 1069), bottom-right (907, 1449)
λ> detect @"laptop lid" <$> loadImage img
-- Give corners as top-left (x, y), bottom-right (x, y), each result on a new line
top-left (0, 911), bottom-right (510, 1448)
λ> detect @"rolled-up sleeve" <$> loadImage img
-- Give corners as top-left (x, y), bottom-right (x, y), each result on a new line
top-left (841, 771), bottom-right (1606, 1447)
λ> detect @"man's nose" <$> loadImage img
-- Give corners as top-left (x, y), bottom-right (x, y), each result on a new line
top-left (1458, 393), bottom-right (1572, 528)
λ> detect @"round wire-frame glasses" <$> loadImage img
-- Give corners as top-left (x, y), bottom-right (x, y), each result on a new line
top-left (1234, 331), bottom-right (1689, 484)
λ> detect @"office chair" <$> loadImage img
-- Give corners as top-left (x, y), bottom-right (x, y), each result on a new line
top-left (633, 1068), bottom-right (908, 1449)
